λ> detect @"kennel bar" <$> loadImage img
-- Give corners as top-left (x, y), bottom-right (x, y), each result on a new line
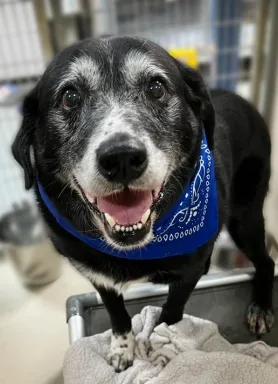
top-left (211, 0), bottom-right (242, 91)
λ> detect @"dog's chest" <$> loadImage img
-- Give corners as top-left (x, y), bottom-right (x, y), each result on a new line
top-left (70, 259), bottom-right (148, 294)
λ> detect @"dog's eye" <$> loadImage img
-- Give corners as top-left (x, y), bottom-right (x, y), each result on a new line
top-left (62, 89), bottom-right (81, 109)
top-left (147, 80), bottom-right (166, 99)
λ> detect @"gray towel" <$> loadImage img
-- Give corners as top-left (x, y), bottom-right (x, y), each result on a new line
top-left (64, 306), bottom-right (278, 384)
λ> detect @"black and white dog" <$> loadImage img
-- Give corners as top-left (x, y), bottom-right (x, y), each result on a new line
top-left (12, 36), bottom-right (275, 372)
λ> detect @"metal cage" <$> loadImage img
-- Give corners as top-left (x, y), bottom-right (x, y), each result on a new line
top-left (0, 0), bottom-right (259, 218)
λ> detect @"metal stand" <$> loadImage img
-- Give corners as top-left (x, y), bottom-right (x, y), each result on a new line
top-left (66, 265), bottom-right (278, 344)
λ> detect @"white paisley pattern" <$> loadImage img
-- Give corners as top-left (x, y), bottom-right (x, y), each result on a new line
top-left (153, 139), bottom-right (212, 243)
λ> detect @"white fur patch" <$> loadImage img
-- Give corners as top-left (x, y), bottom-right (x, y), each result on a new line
top-left (70, 259), bottom-right (148, 294)
top-left (123, 50), bottom-right (170, 86)
top-left (109, 331), bottom-right (135, 372)
top-left (56, 56), bottom-right (101, 95)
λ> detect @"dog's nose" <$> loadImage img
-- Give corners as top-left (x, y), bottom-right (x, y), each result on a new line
top-left (97, 134), bottom-right (148, 184)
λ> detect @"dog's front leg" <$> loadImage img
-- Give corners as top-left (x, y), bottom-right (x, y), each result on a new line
top-left (96, 286), bottom-right (134, 372)
top-left (158, 270), bottom-right (205, 326)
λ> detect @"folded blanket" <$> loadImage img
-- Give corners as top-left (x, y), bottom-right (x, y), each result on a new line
top-left (64, 306), bottom-right (278, 384)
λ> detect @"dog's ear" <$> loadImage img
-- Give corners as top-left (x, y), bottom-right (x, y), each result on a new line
top-left (12, 85), bottom-right (39, 190)
top-left (173, 59), bottom-right (215, 149)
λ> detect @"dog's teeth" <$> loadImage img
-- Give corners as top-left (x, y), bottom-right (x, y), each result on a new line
top-left (141, 209), bottom-right (151, 224)
top-left (114, 223), bottom-right (146, 233)
top-left (104, 213), bottom-right (116, 227)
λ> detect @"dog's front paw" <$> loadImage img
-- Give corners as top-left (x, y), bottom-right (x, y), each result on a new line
top-left (247, 303), bottom-right (275, 335)
top-left (109, 331), bottom-right (135, 372)
top-left (158, 308), bottom-right (183, 326)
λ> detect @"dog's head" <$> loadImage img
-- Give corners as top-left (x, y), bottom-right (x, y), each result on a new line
top-left (12, 36), bottom-right (214, 251)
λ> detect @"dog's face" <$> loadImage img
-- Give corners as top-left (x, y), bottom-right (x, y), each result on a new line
top-left (12, 37), bottom-right (214, 250)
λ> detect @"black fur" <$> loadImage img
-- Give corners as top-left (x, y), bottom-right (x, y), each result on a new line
top-left (12, 36), bottom-right (274, 370)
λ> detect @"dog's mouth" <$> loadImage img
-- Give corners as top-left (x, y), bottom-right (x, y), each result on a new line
top-left (82, 186), bottom-right (164, 247)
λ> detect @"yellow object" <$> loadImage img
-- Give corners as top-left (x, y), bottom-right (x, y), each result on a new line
top-left (169, 48), bottom-right (199, 69)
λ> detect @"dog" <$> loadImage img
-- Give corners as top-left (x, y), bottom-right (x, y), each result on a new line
top-left (12, 36), bottom-right (275, 372)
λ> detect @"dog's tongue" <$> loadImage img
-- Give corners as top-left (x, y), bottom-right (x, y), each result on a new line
top-left (97, 189), bottom-right (153, 226)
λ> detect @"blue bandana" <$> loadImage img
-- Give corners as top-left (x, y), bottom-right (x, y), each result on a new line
top-left (38, 132), bottom-right (218, 260)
